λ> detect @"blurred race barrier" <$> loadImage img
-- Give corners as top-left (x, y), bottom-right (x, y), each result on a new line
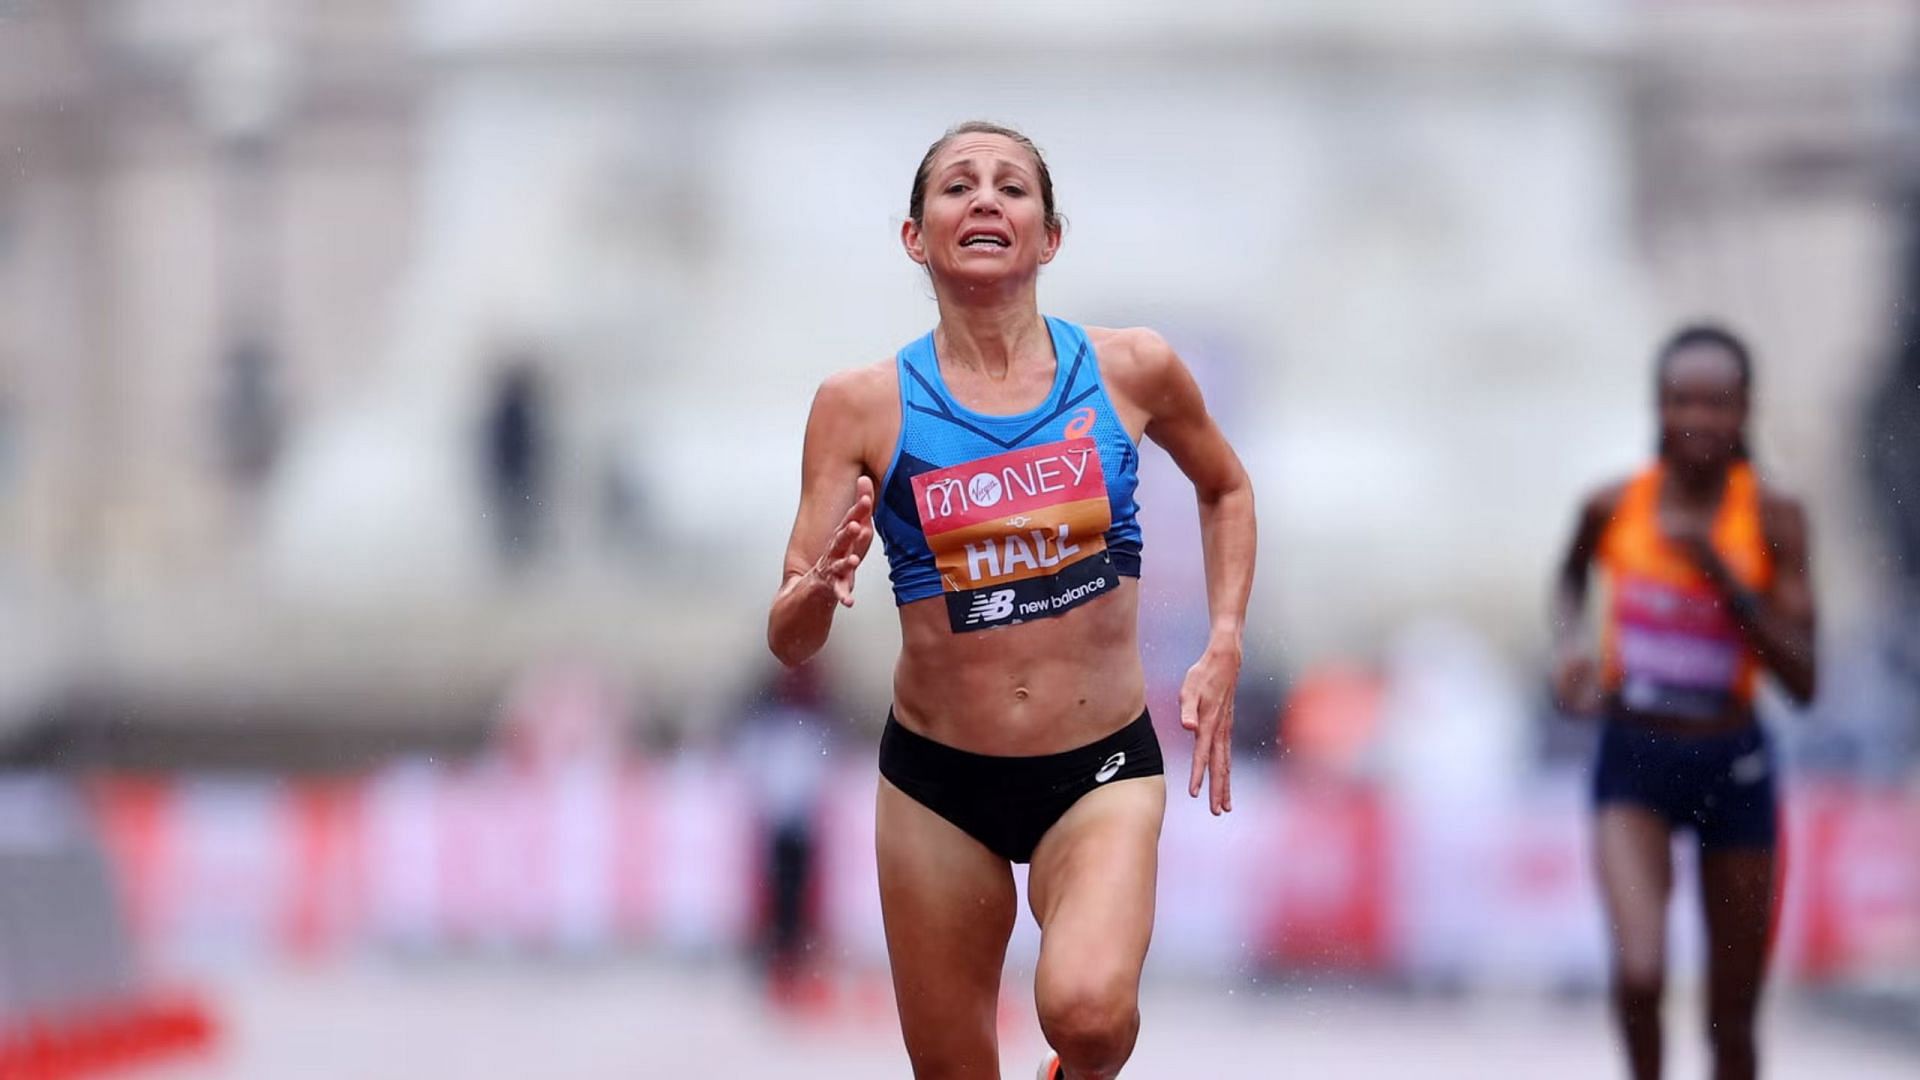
top-left (0, 778), bottom-right (216, 1079)
top-left (44, 757), bottom-right (1920, 994)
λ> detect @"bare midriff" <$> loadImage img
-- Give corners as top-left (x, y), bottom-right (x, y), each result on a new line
top-left (890, 578), bottom-right (1147, 756)
top-left (1605, 697), bottom-right (1757, 738)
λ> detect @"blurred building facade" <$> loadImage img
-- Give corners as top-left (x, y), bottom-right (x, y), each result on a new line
top-left (0, 0), bottom-right (1914, 758)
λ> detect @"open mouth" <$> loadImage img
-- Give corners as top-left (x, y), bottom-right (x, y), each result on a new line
top-left (959, 230), bottom-right (1010, 249)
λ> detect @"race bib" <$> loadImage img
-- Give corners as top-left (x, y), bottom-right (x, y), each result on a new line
top-left (1612, 575), bottom-right (1744, 718)
top-left (910, 437), bottom-right (1118, 632)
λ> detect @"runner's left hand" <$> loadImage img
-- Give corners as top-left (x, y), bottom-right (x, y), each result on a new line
top-left (1180, 642), bottom-right (1241, 815)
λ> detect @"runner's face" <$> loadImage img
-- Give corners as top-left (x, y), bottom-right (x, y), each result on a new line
top-left (904, 134), bottom-right (1058, 287)
top-left (1658, 343), bottom-right (1747, 470)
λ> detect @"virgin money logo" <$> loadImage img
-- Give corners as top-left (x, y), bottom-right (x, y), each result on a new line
top-left (913, 438), bottom-right (1103, 526)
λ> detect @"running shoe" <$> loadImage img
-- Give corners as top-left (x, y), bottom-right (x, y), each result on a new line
top-left (1035, 1051), bottom-right (1062, 1080)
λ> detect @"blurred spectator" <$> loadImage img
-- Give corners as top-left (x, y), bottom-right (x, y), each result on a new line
top-left (0, 389), bottom-right (14, 505)
top-left (1866, 209), bottom-right (1920, 599)
top-left (0, 777), bottom-right (137, 1017)
top-left (1860, 203), bottom-right (1920, 778)
top-left (218, 336), bottom-right (281, 491)
top-left (598, 455), bottom-right (648, 556)
top-left (731, 662), bottom-right (840, 1005)
top-left (482, 360), bottom-right (547, 567)
top-left (1231, 665), bottom-right (1289, 761)
top-left (1866, 354), bottom-right (1920, 596)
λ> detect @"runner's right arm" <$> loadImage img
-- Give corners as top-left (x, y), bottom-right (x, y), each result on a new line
top-left (768, 371), bottom-right (879, 668)
top-left (1550, 482), bottom-right (1623, 713)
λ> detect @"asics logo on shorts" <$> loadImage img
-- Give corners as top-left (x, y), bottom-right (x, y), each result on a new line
top-left (1095, 751), bottom-right (1126, 783)
top-left (1730, 749), bottom-right (1768, 785)
top-left (966, 589), bottom-right (1016, 625)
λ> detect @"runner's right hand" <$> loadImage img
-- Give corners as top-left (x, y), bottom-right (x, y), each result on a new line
top-left (812, 475), bottom-right (875, 608)
top-left (1552, 646), bottom-right (1602, 716)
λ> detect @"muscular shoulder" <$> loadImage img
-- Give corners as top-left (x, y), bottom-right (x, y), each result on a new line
top-left (1756, 481), bottom-right (1810, 548)
top-left (807, 358), bottom-right (900, 474)
top-left (813, 358), bottom-right (896, 417)
top-left (1082, 322), bottom-right (1182, 424)
top-left (1580, 477), bottom-right (1633, 531)
top-left (1086, 325), bottom-right (1176, 387)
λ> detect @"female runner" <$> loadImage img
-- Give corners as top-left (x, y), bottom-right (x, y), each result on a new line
top-left (769, 121), bottom-right (1256, 1080)
top-left (1552, 324), bottom-right (1817, 1080)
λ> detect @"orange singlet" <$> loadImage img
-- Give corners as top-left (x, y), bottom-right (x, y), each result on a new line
top-left (1597, 462), bottom-right (1773, 720)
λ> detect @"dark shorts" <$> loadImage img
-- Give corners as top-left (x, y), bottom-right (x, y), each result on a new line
top-left (1592, 717), bottom-right (1778, 850)
top-left (878, 709), bottom-right (1164, 863)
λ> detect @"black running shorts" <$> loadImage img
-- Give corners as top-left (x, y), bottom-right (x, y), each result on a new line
top-left (879, 709), bottom-right (1164, 863)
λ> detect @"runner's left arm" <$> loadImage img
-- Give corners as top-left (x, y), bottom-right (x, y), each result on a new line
top-left (1672, 494), bottom-right (1817, 703)
top-left (1123, 329), bottom-right (1256, 815)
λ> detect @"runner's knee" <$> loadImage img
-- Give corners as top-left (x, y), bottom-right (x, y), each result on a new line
top-left (1613, 963), bottom-right (1664, 1021)
top-left (1037, 966), bottom-right (1138, 1067)
top-left (1707, 991), bottom-right (1759, 1047)
top-left (1612, 938), bottom-right (1665, 1002)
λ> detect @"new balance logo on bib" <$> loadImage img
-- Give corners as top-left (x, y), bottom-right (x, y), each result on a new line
top-left (966, 589), bottom-right (1016, 626)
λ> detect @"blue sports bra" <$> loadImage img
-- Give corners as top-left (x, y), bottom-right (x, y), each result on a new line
top-left (874, 316), bottom-right (1143, 633)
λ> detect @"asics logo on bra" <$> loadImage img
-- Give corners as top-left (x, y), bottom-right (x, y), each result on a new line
top-left (965, 589), bottom-right (1016, 625)
top-left (1095, 752), bottom-right (1125, 783)
top-left (1064, 407), bottom-right (1096, 439)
